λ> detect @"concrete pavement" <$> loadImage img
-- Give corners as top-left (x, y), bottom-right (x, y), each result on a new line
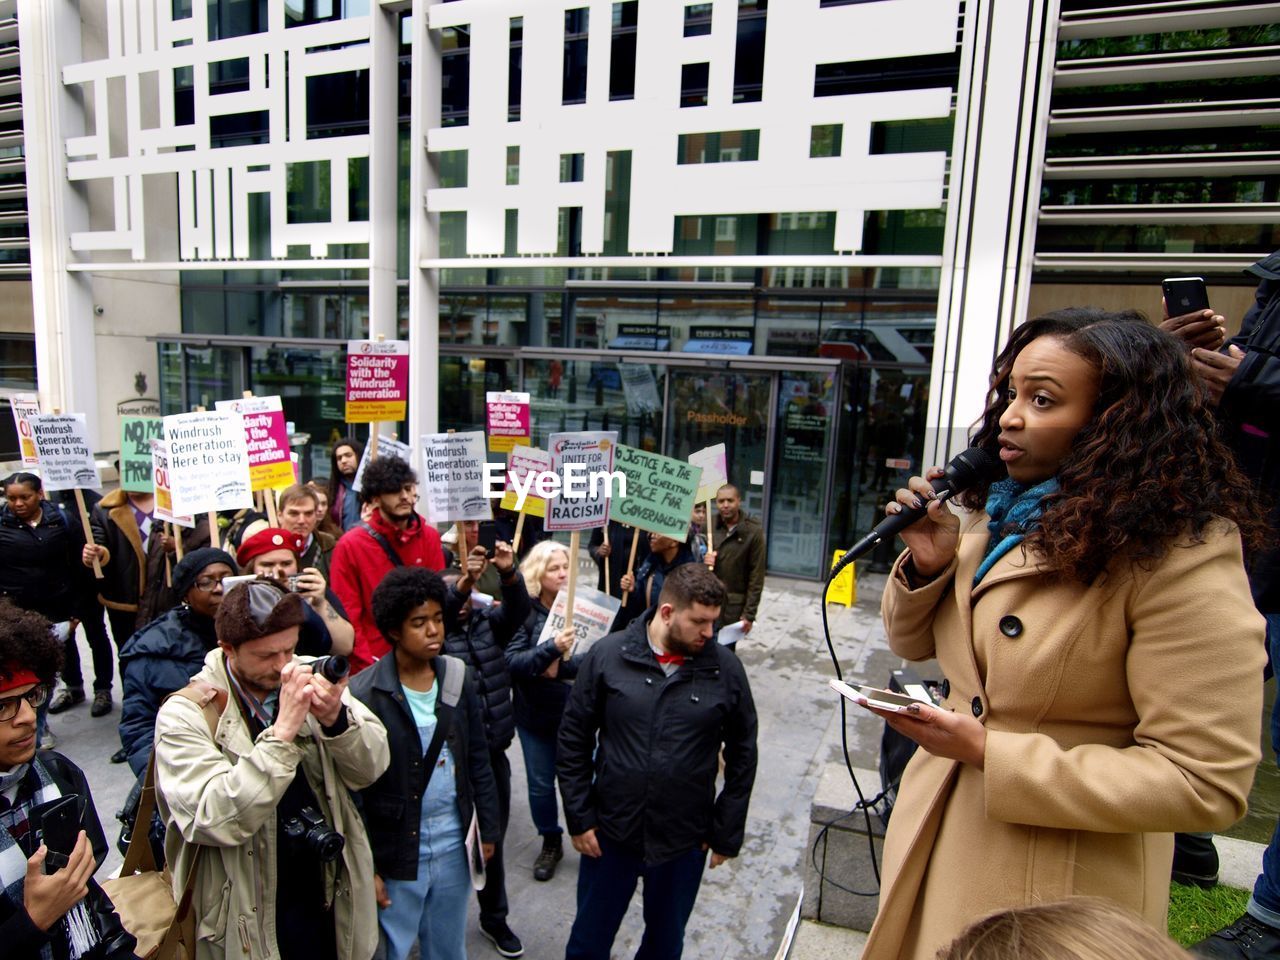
top-left (54, 567), bottom-right (897, 959)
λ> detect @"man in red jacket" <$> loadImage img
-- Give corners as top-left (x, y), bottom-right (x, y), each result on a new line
top-left (328, 456), bottom-right (444, 673)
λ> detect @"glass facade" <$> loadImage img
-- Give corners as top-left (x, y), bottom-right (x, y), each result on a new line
top-left (153, 0), bottom-right (956, 577)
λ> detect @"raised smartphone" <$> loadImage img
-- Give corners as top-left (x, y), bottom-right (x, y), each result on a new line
top-left (1162, 277), bottom-right (1210, 315)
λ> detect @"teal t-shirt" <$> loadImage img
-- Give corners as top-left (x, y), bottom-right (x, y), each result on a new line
top-left (402, 679), bottom-right (439, 740)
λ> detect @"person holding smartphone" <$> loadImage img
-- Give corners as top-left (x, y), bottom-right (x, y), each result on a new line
top-left (0, 598), bottom-right (135, 959)
top-left (1160, 252), bottom-right (1280, 959)
top-left (856, 314), bottom-right (1268, 960)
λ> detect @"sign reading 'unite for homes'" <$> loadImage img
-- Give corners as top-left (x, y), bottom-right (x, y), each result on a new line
top-left (59, 0), bottom-right (957, 264)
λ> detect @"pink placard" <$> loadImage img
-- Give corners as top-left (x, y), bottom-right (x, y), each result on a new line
top-left (346, 339), bottom-right (409, 423)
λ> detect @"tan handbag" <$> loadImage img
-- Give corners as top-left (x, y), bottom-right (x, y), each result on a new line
top-left (101, 683), bottom-right (225, 960)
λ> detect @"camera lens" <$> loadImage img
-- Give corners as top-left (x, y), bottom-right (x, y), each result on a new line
top-left (310, 828), bottom-right (345, 863)
top-left (312, 656), bottom-right (350, 683)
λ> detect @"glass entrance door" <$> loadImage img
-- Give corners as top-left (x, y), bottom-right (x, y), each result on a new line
top-left (665, 368), bottom-right (773, 524)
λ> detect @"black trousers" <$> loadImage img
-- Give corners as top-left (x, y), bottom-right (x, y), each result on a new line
top-left (61, 603), bottom-right (118, 692)
top-left (477, 746), bottom-right (511, 925)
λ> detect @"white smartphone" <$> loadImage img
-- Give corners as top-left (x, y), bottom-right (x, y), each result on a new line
top-left (829, 678), bottom-right (930, 713)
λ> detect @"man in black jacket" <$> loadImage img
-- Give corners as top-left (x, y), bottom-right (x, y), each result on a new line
top-left (444, 539), bottom-right (530, 959)
top-left (557, 563), bottom-right (758, 960)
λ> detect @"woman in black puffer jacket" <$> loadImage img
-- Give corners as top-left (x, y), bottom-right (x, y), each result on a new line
top-left (504, 540), bottom-right (580, 881)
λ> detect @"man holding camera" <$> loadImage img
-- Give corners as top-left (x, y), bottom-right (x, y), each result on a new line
top-left (153, 579), bottom-right (389, 960)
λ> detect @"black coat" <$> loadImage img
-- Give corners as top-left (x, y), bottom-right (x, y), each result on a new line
top-left (505, 598), bottom-right (582, 739)
top-left (589, 521), bottom-right (649, 628)
top-left (1222, 249), bottom-right (1280, 612)
top-left (0, 500), bottom-right (83, 622)
top-left (350, 653), bottom-right (500, 881)
top-left (442, 570), bottom-right (532, 752)
top-left (117, 605), bottom-right (219, 776)
top-left (557, 610), bottom-right (758, 865)
top-left (1, 751), bottom-right (134, 960)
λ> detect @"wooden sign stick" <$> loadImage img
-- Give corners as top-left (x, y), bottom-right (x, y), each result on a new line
top-left (512, 506), bottom-right (527, 554)
top-left (169, 521), bottom-right (184, 563)
top-left (368, 334), bottom-right (386, 460)
top-left (564, 529), bottom-right (580, 660)
top-left (705, 497), bottom-right (716, 553)
top-left (264, 487), bottom-right (279, 526)
top-left (75, 489), bottom-right (103, 579)
top-left (620, 526), bottom-right (640, 606)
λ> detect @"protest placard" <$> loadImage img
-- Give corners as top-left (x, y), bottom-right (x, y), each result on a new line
top-left (608, 445), bottom-right (702, 540)
top-left (119, 417), bottom-right (165, 493)
top-left (420, 431), bottom-right (492, 524)
top-left (346, 339), bottom-right (409, 422)
top-left (29, 414), bottom-right (99, 490)
top-left (486, 392), bottom-right (531, 453)
top-left (151, 440), bottom-right (195, 528)
top-left (498, 445), bottom-right (550, 519)
top-left (690, 443), bottom-right (728, 504)
top-left (536, 585), bottom-right (622, 659)
top-left (351, 434), bottom-right (411, 494)
top-left (163, 411), bottom-right (253, 515)
top-left (617, 363), bottom-right (662, 415)
top-left (214, 396), bottom-right (294, 491)
top-left (10, 393), bottom-right (40, 467)
top-left (546, 431), bottom-right (618, 532)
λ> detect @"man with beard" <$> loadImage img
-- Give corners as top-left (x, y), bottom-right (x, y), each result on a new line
top-left (556, 564), bottom-right (758, 960)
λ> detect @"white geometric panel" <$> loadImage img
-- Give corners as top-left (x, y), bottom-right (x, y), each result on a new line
top-left (60, 2), bottom-right (373, 261)
top-left (426, 0), bottom-right (958, 258)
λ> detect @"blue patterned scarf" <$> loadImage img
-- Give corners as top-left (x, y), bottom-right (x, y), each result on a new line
top-left (973, 477), bottom-right (1060, 585)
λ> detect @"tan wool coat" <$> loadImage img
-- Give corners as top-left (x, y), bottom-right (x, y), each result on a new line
top-left (861, 513), bottom-right (1266, 960)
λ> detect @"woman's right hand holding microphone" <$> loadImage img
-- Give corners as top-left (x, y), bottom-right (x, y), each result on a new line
top-left (887, 466), bottom-right (960, 579)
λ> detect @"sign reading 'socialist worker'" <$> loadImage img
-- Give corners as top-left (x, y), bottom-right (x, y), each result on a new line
top-left (163, 411), bottom-right (253, 516)
top-left (609, 445), bottom-right (702, 541)
top-left (346, 339), bottom-right (409, 423)
top-left (420, 431), bottom-right (492, 524)
top-left (28, 414), bottom-right (100, 491)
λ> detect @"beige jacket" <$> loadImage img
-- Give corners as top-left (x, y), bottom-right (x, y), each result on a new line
top-left (154, 650), bottom-right (390, 960)
top-left (862, 514), bottom-right (1266, 960)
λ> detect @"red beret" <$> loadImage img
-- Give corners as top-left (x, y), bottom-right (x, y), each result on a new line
top-left (237, 527), bottom-right (304, 568)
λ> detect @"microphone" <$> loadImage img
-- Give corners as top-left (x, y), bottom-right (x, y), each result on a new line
top-left (830, 447), bottom-right (998, 580)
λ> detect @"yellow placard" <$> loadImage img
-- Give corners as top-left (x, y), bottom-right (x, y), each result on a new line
top-left (345, 399), bottom-right (407, 423)
top-left (825, 550), bottom-right (856, 607)
top-left (250, 461), bottom-right (297, 492)
top-left (500, 490), bottom-right (547, 518)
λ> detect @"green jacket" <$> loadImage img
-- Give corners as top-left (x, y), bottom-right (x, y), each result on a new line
top-left (711, 511), bottom-right (766, 625)
top-left (299, 529), bottom-right (337, 579)
top-left (154, 650), bottom-right (389, 960)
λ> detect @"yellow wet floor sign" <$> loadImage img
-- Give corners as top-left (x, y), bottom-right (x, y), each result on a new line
top-left (826, 550), bottom-right (856, 607)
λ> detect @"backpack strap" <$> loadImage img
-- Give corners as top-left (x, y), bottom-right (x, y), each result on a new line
top-left (359, 522), bottom-right (404, 568)
top-left (421, 655), bottom-right (467, 777)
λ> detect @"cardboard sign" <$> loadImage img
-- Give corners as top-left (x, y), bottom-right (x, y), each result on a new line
top-left (119, 417), bottom-right (165, 493)
top-left (546, 431), bottom-right (618, 532)
top-left (214, 396), bottom-right (294, 491)
top-left (536, 585), bottom-right (622, 659)
top-left (10, 393), bottom-right (40, 467)
top-left (163, 411), bottom-right (253, 515)
top-left (690, 443), bottom-right (729, 503)
top-left (499, 445), bottom-right (551, 518)
top-left (28, 414), bottom-right (100, 491)
top-left (608, 445), bottom-right (702, 540)
top-left (351, 434), bottom-right (411, 494)
top-left (151, 440), bottom-right (195, 528)
top-left (346, 339), bottom-right (409, 422)
top-left (486, 391), bottom-right (531, 453)
top-left (420, 431), bottom-right (492, 524)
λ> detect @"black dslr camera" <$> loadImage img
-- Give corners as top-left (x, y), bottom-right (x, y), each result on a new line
top-left (282, 807), bottom-right (345, 863)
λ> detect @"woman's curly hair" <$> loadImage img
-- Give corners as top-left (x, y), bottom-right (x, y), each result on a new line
top-left (0, 598), bottom-right (64, 684)
top-left (372, 566), bottom-right (448, 642)
top-left (964, 313), bottom-right (1268, 583)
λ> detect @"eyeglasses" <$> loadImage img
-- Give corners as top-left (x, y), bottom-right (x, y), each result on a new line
top-left (194, 575), bottom-right (228, 592)
top-left (0, 684), bottom-right (48, 723)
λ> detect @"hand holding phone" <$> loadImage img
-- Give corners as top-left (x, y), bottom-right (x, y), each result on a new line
top-left (1162, 277), bottom-right (1210, 316)
top-left (829, 678), bottom-right (930, 713)
top-left (31, 795), bottom-right (82, 873)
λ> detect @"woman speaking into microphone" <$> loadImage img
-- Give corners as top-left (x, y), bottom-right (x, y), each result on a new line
top-left (858, 314), bottom-right (1269, 959)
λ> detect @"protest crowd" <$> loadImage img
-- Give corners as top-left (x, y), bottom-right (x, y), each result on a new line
top-left (1, 251), bottom-right (1279, 960)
